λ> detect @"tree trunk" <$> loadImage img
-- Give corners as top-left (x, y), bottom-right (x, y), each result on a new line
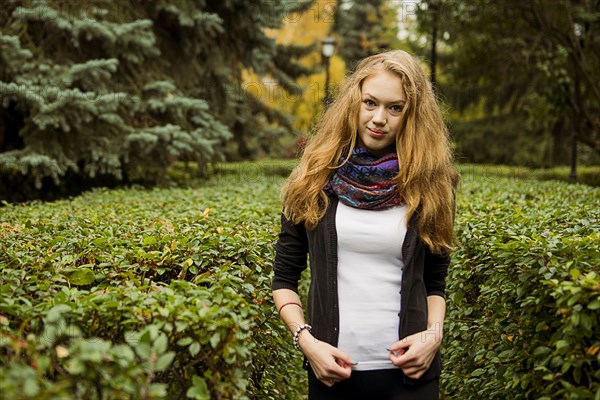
top-left (551, 120), bottom-right (570, 166)
top-left (233, 120), bottom-right (253, 160)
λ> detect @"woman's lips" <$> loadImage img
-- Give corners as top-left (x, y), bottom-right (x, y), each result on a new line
top-left (368, 128), bottom-right (386, 138)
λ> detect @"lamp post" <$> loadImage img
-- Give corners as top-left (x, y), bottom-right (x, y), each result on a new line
top-left (569, 23), bottom-right (584, 182)
top-left (321, 36), bottom-right (336, 107)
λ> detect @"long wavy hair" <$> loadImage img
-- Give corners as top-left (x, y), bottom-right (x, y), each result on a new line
top-left (281, 50), bottom-right (459, 255)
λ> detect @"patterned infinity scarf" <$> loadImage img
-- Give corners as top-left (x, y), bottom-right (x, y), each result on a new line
top-left (325, 147), bottom-right (402, 209)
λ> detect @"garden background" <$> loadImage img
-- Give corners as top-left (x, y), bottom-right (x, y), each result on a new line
top-left (1, 1), bottom-right (599, 399)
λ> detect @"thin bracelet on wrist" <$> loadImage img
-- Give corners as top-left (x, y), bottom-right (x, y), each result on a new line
top-left (277, 301), bottom-right (302, 314)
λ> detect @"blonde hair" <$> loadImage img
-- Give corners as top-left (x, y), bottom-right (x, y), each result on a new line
top-left (281, 50), bottom-right (459, 254)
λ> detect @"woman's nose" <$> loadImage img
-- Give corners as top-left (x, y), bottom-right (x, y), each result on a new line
top-left (372, 108), bottom-right (387, 125)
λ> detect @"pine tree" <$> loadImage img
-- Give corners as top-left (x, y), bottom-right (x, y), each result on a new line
top-left (0, 0), bottom-right (315, 200)
top-left (197, 0), bottom-right (316, 159)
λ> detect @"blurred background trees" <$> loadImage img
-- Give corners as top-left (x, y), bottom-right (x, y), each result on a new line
top-left (1, 0), bottom-right (598, 201)
top-left (413, 0), bottom-right (599, 168)
top-left (333, 0), bottom-right (404, 71)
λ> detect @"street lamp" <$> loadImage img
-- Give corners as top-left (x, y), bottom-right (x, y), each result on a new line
top-left (321, 36), bottom-right (336, 107)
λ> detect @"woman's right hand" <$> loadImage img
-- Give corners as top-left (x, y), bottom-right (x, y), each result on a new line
top-left (298, 331), bottom-right (355, 387)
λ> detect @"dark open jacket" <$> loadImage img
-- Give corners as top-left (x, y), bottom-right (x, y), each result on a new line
top-left (272, 196), bottom-right (450, 384)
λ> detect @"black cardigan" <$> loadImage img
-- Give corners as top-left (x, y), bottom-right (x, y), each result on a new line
top-left (272, 196), bottom-right (450, 384)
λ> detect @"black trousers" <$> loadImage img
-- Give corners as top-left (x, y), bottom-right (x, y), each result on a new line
top-left (308, 367), bottom-right (439, 400)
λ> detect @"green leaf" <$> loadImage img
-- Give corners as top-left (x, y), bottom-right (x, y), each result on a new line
top-left (92, 237), bottom-right (106, 246)
top-left (587, 298), bottom-right (600, 310)
top-left (149, 383), bottom-right (168, 397)
top-left (155, 352), bottom-right (175, 372)
top-left (567, 293), bottom-right (582, 307)
top-left (186, 376), bottom-right (210, 400)
top-left (68, 268), bottom-right (95, 286)
top-left (154, 333), bottom-right (168, 354)
top-left (65, 358), bottom-right (85, 375)
top-left (569, 269), bottom-right (580, 280)
top-left (111, 344), bottom-right (135, 362)
top-left (555, 340), bottom-right (570, 350)
top-left (189, 342), bottom-right (200, 357)
top-left (125, 331), bottom-right (141, 347)
top-left (23, 378), bottom-right (40, 397)
top-left (46, 304), bottom-right (71, 323)
top-left (533, 346), bottom-right (550, 358)
top-left (135, 342), bottom-right (152, 359)
top-left (177, 337), bottom-right (193, 346)
top-left (580, 313), bottom-right (592, 333)
top-left (210, 332), bottom-right (221, 349)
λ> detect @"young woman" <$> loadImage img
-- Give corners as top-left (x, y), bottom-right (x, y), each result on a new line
top-left (272, 50), bottom-right (459, 400)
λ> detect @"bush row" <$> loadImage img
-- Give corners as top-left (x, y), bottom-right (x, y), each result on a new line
top-left (1, 161), bottom-right (598, 399)
top-left (443, 177), bottom-right (599, 399)
top-left (458, 164), bottom-right (600, 187)
top-left (0, 166), bottom-right (305, 400)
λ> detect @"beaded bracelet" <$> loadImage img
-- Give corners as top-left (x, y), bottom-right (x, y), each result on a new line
top-left (293, 323), bottom-right (312, 350)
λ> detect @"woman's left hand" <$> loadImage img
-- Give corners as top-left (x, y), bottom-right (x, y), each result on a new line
top-left (387, 328), bottom-right (442, 379)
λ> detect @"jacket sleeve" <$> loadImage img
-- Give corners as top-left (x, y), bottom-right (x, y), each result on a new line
top-left (272, 213), bottom-right (309, 293)
top-left (423, 249), bottom-right (450, 299)
top-left (423, 193), bottom-right (455, 299)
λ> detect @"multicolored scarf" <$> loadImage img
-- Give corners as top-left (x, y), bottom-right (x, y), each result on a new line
top-left (325, 147), bottom-right (402, 209)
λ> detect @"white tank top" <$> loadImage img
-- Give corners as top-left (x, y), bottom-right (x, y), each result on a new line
top-left (336, 201), bottom-right (407, 371)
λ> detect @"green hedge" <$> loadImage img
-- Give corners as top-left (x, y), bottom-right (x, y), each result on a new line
top-left (458, 164), bottom-right (600, 187)
top-left (0, 164), bottom-right (304, 399)
top-left (1, 161), bottom-right (598, 399)
top-left (443, 176), bottom-right (599, 399)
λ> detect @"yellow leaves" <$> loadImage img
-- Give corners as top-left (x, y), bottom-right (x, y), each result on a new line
top-left (203, 207), bottom-right (213, 219)
top-left (254, 5), bottom-right (348, 134)
top-left (0, 222), bottom-right (22, 239)
top-left (55, 345), bottom-right (69, 358)
top-left (161, 240), bottom-right (178, 255)
top-left (268, 4), bottom-right (331, 46)
top-left (587, 344), bottom-right (600, 356)
top-left (148, 218), bottom-right (174, 232)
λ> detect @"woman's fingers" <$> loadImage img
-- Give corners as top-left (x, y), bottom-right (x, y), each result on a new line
top-left (302, 337), bottom-right (355, 385)
top-left (333, 350), bottom-right (357, 369)
top-left (388, 330), bottom-right (441, 377)
top-left (313, 355), bottom-right (352, 381)
top-left (322, 378), bottom-right (336, 387)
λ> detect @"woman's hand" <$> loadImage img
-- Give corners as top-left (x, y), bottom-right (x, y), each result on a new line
top-left (388, 328), bottom-right (442, 379)
top-left (298, 331), bottom-right (355, 387)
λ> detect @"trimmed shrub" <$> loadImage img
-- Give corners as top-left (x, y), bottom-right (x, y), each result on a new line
top-left (442, 176), bottom-right (599, 399)
top-left (1, 161), bottom-right (598, 399)
top-left (0, 161), bottom-right (303, 399)
top-left (458, 164), bottom-right (600, 187)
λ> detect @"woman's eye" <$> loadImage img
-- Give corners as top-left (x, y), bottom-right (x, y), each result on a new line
top-left (390, 105), bottom-right (403, 113)
top-left (363, 99), bottom-right (376, 107)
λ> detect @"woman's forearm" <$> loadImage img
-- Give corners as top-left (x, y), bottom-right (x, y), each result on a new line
top-left (427, 295), bottom-right (446, 343)
top-left (273, 288), bottom-right (306, 334)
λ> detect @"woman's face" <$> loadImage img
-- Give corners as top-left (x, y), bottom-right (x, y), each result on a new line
top-left (357, 70), bottom-right (406, 158)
